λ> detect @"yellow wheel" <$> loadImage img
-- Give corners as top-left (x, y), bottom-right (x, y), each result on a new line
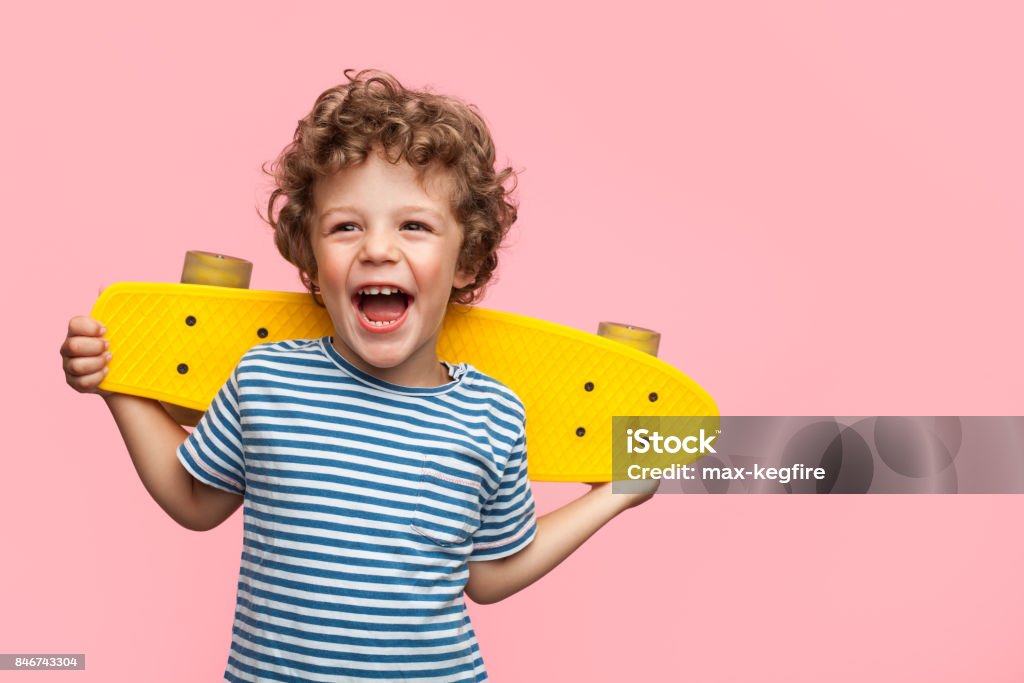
top-left (180, 250), bottom-right (253, 288)
top-left (597, 321), bottom-right (661, 357)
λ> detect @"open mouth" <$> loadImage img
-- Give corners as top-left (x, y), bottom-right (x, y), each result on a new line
top-left (352, 286), bottom-right (412, 329)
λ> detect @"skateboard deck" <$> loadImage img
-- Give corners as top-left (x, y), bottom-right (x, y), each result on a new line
top-left (92, 282), bottom-right (717, 482)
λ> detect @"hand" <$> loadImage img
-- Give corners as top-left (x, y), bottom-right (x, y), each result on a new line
top-left (585, 475), bottom-right (661, 512)
top-left (60, 316), bottom-right (113, 397)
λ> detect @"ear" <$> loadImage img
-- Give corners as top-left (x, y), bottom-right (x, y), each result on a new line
top-left (453, 267), bottom-right (476, 290)
top-left (303, 270), bottom-right (320, 292)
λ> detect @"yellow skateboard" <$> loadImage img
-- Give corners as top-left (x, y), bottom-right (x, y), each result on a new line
top-left (92, 252), bottom-right (717, 482)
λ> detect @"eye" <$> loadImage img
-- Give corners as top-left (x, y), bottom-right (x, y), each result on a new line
top-left (330, 223), bottom-right (358, 233)
top-left (402, 222), bottom-right (431, 232)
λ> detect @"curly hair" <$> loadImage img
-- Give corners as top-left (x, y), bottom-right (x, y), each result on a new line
top-left (263, 68), bottom-right (519, 306)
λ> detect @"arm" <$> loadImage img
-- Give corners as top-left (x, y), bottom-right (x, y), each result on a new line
top-left (104, 394), bottom-right (242, 531)
top-left (62, 315), bottom-right (242, 532)
top-left (465, 481), bottom-right (655, 605)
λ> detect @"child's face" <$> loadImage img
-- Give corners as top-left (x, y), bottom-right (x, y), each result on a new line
top-left (310, 148), bottom-right (475, 387)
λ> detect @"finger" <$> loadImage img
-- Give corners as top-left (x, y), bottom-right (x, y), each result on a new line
top-left (64, 353), bottom-right (111, 377)
top-left (66, 367), bottom-right (109, 393)
top-left (67, 316), bottom-right (107, 338)
top-left (61, 335), bottom-right (109, 359)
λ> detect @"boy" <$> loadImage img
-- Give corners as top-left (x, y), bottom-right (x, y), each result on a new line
top-left (61, 69), bottom-right (654, 682)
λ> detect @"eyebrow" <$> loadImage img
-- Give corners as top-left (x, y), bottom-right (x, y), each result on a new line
top-left (320, 205), bottom-right (446, 221)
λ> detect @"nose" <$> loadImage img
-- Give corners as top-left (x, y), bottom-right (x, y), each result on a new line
top-left (358, 224), bottom-right (400, 264)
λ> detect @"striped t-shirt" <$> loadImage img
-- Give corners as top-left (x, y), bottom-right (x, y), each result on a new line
top-left (176, 337), bottom-right (538, 682)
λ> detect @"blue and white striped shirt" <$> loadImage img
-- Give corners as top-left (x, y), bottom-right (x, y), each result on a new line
top-left (176, 337), bottom-right (538, 682)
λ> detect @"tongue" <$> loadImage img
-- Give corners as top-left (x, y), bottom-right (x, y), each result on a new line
top-left (361, 293), bottom-right (407, 322)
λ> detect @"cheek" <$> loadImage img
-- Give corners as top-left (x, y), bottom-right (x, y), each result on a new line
top-left (316, 249), bottom-right (349, 282)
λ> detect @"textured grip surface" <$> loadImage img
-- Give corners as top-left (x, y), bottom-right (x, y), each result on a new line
top-left (92, 283), bottom-right (717, 481)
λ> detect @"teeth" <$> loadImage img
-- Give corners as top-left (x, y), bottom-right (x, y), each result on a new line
top-left (358, 309), bottom-right (400, 327)
top-left (359, 286), bottom-right (404, 296)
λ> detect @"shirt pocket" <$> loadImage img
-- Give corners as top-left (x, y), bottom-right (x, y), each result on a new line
top-left (410, 450), bottom-right (485, 547)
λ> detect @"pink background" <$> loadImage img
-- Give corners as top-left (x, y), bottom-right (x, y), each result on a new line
top-left (3, 1), bottom-right (1022, 681)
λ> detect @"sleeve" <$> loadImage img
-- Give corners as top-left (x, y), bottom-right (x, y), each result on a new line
top-left (469, 422), bottom-right (538, 560)
top-left (175, 365), bottom-right (245, 495)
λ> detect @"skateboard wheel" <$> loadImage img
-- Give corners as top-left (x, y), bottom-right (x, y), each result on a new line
top-left (180, 250), bottom-right (253, 288)
top-left (597, 322), bottom-right (661, 357)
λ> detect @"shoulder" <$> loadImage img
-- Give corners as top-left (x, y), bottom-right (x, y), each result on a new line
top-left (454, 364), bottom-right (526, 430)
top-left (235, 337), bottom-right (330, 375)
